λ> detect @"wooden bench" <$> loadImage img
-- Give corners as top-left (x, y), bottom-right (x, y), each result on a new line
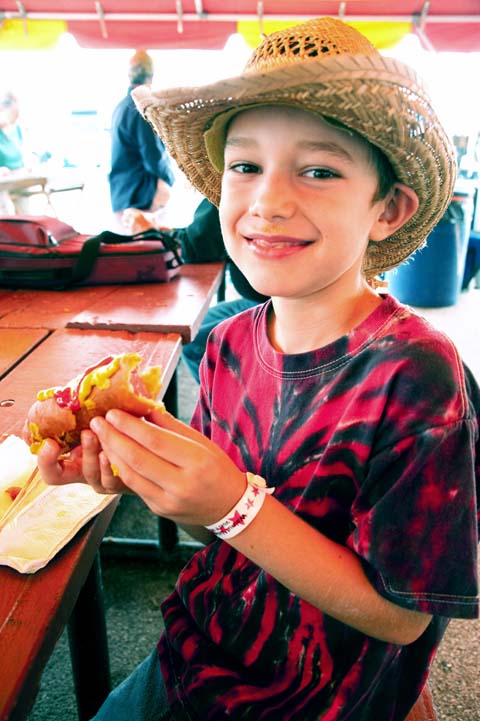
top-left (405, 684), bottom-right (439, 721)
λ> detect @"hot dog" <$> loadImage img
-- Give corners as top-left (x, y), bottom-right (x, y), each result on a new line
top-left (23, 352), bottom-right (163, 454)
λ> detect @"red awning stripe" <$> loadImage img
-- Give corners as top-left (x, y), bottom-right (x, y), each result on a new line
top-left (1, 1), bottom-right (479, 51)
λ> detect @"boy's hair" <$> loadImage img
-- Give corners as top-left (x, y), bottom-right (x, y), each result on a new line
top-left (370, 145), bottom-right (397, 202)
top-left (133, 16), bottom-right (456, 278)
top-left (324, 115), bottom-right (397, 202)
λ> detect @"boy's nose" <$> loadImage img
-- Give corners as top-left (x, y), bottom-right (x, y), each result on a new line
top-left (248, 173), bottom-right (296, 220)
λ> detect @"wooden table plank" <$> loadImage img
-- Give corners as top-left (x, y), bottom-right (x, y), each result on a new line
top-left (0, 287), bottom-right (119, 329)
top-left (0, 328), bottom-right (182, 439)
top-left (0, 328), bottom-right (49, 379)
top-left (0, 498), bottom-right (118, 721)
top-left (67, 262), bottom-right (225, 343)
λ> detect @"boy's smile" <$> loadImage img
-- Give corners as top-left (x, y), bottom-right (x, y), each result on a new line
top-left (219, 105), bottom-right (391, 304)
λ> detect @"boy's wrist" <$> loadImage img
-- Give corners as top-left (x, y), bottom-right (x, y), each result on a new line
top-left (205, 472), bottom-right (275, 540)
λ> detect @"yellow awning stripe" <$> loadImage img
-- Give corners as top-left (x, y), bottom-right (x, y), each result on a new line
top-left (0, 19), bottom-right (67, 50)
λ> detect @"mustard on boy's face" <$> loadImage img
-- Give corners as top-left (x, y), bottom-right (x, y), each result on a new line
top-left (219, 105), bottom-right (389, 301)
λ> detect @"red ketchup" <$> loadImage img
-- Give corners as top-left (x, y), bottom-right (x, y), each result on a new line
top-left (53, 356), bottom-right (114, 412)
top-left (6, 486), bottom-right (21, 501)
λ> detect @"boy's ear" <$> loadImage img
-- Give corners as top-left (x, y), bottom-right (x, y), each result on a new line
top-left (369, 183), bottom-right (420, 242)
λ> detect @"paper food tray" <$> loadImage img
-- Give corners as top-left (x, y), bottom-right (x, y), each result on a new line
top-left (0, 435), bottom-right (116, 574)
top-left (0, 483), bottom-right (115, 573)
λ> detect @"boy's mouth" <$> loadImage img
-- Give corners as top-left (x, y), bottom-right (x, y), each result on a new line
top-left (245, 233), bottom-right (313, 250)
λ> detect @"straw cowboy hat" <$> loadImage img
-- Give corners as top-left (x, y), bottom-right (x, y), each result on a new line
top-left (133, 16), bottom-right (456, 277)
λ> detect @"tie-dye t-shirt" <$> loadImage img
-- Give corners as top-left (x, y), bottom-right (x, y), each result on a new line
top-left (159, 294), bottom-right (479, 721)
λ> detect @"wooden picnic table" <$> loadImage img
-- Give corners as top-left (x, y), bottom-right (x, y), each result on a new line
top-left (0, 262), bottom-right (225, 344)
top-left (0, 286), bottom-right (121, 330)
top-left (0, 328), bottom-right (182, 721)
top-left (0, 173), bottom-right (48, 196)
top-left (0, 328), bottom-right (48, 380)
top-left (66, 262), bottom-right (225, 342)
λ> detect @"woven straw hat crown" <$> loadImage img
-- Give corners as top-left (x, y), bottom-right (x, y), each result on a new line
top-left (244, 15), bottom-right (378, 72)
top-left (134, 16), bottom-right (456, 277)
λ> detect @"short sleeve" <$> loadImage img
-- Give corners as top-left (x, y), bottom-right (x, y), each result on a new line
top-left (350, 418), bottom-right (479, 619)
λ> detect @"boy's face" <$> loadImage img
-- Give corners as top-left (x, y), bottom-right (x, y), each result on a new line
top-left (219, 106), bottom-right (390, 300)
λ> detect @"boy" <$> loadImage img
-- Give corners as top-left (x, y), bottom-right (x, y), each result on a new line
top-left (39, 17), bottom-right (479, 721)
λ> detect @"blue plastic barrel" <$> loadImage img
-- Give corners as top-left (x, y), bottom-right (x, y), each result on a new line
top-left (387, 189), bottom-right (474, 307)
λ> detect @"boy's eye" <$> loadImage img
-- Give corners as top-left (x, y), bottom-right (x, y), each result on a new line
top-left (303, 167), bottom-right (340, 179)
top-left (228, 162), bottom-right (260, 174)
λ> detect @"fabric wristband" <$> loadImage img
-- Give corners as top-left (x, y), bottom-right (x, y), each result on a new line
top-left (205, 472), bottom-right (275, 540)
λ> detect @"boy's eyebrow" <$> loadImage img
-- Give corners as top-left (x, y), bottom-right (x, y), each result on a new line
top-left (224, 136), bottom-right (255, 149)
top-left (224, 136), bottom-right (354, 162)
top-left (297, 140), bottom-right (354, 162)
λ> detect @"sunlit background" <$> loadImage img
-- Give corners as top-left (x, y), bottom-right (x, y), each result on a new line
top-left (1, 30), bottom-right (479, 231)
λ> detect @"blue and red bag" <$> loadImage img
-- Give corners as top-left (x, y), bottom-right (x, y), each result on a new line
top-left (0, 215), bottom-right (182, 289)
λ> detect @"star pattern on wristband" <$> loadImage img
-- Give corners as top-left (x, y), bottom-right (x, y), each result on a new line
top-left (206, 473), bottom-right (275, 538)
top-left (230, 509), bottom-right (247, 527)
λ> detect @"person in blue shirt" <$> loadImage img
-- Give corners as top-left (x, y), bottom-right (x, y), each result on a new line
top-left (108, 50), bottom-right (175, 231)
top-left (0, 90), bottom-right (29, 213)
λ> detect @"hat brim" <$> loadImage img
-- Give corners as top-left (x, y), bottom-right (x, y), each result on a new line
top-left (133, 53), bottom-right (456, 277)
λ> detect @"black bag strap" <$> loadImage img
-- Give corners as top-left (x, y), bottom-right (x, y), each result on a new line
top-left (67, 229), bottom-right (183, 287)
top-left (68, 235), bottom-right (103, 285)
top-left (91, 229), bottom-right (183, 266)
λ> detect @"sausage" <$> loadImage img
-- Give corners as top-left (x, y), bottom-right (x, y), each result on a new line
top-left (23, 353), bottom-right (163, 453)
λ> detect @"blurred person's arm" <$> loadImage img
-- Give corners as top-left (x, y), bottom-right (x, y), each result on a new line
top-left (122, 207), bottom-right (171, 234)
top-left (122, 199), bottom-right (226, 263)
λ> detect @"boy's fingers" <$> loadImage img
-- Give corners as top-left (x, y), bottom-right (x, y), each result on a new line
top-left (38, 437), bottom-right (62, 462)
top-left (37, 438), bottom-right (84, 485)
top-left (104, 409), bottom-right (210, 468)
top-left (98, 452), bottom-right (129, 494)
top-left (81, 430), bottom-right (107, 492)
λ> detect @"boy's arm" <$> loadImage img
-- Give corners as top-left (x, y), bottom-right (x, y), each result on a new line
top-left (179, 502), bottom-right (430, 644)
top-left (180, 523), bottom-right (214, 545)
top-left (229, 494), bottom-right (432, 646)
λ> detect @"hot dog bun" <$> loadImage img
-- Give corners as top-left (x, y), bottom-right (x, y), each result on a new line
top-left (23, 353), bottom-right (163, 453)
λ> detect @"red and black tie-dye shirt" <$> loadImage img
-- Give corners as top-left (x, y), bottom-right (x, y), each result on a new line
top-left (158, 294), bottom-right (479, 721)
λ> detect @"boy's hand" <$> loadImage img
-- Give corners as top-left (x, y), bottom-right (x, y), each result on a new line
top-left (37, 410), bottom-right (246, 527)
top-left (89, 409), bottom-right (247, 527)
top-left (37, 431), bottom-right (130, 496)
